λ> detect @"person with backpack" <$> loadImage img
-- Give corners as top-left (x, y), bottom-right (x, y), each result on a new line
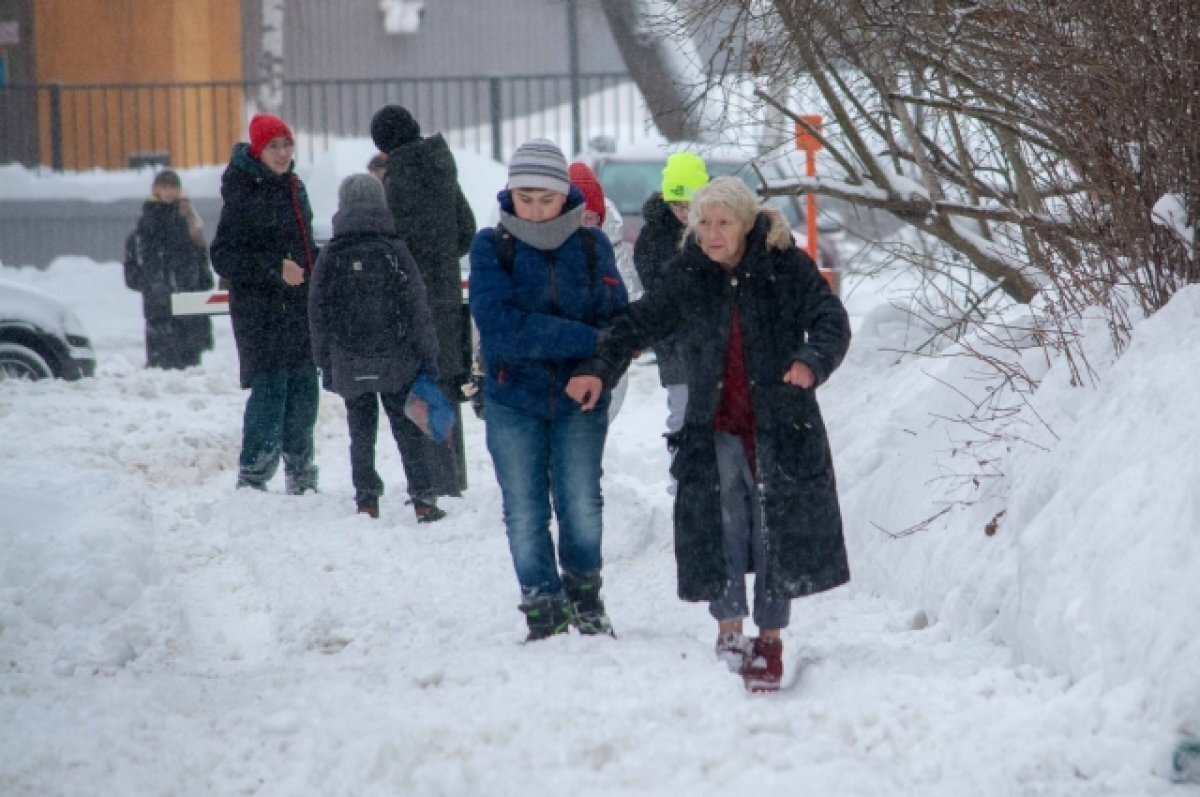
top-left (569, 177), bottom-right (852, 691)
top-left (469, 139), bottom-right (629, 642)
top-left (370, 104), bottom-right (476, 522)
top-left (309, 174), bottom-right (447, 520)
top-left (123, 169), bottom-right (215, 369)
top-left (210, 113), bottom-right (320, 494)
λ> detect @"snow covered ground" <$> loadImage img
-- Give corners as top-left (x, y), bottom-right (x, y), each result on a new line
top-left (3, 167), bottom-right (1200, 795)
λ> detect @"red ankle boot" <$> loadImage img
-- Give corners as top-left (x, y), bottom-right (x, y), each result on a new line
top-left (742, 637), bottom-right (783, 692)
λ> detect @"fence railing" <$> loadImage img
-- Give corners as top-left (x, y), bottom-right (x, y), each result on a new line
top-left (0, 73), bottom-right (651, 171)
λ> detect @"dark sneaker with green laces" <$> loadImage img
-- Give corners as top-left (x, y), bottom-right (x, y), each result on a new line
top-left (520, 595), bottom-right (571, 642)
top-left (563, 571), bottom-right (614, 637)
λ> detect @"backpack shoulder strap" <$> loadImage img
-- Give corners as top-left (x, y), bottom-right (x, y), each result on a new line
top-left (579, 227), bottom-right (598, 288)
top-left (494, 224), bottom-right (517, 275)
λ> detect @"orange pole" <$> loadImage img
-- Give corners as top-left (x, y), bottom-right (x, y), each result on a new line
top-left (806, 149), bottom-right (818, 263)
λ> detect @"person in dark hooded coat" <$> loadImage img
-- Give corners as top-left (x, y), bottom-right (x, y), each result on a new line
top-left (309, 174), bottom-right (442, 520)
top-left (371, 104), bottom-right (477, 520)
top-left (570, 177), bottom-right (851, 692)
top-left (123, 169), bottom-right (214, 369)
top-left (210, 113), bottom-right (320, 494)
top-left (634, 153), bottom-right (710, 436)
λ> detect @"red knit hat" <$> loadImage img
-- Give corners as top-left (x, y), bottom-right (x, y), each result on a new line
top-left (248, 113), bottom-right (294, 159)
top-left (568, 162), bottom-right (606, 224)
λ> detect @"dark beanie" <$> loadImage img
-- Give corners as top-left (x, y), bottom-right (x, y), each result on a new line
top-left (371, 105), bottom-right (421, 152)
top-left (152, 169), bottom-right (182, 189)
top-left (248, 113), bottom-right (294, 159)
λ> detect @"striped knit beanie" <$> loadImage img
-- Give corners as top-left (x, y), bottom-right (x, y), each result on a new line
top-left (507, 138), bottom-right (570, 195)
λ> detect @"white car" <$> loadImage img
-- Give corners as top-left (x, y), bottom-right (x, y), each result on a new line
top-left (0, 279), bottom-right (96, 381)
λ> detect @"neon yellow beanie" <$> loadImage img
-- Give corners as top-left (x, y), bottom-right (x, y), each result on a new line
top-left (661, 152), bottom-right (709, 203)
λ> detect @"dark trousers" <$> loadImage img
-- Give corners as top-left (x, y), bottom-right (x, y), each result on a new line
top-left (389, 376), bottom-right (466, 499)
top-left (238, 366), bottom-right (319, 491)
top-left (346, 389), bottom-right (460, 502)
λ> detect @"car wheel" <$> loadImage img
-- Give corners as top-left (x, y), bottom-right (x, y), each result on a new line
top-left (0, 342), bottom-right (54, 381)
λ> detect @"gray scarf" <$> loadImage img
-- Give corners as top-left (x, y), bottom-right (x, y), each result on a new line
top-left (499, 204), bottom-right (585, 252)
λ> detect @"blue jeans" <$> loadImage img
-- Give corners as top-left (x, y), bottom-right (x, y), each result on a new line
top-left (485, 399), bottom-right (608, 601)
top-left (238, 366), bottom-right (319, 492)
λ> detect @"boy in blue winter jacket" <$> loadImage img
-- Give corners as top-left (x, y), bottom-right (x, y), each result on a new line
top-left (469, 139), bottom-right (629, 641)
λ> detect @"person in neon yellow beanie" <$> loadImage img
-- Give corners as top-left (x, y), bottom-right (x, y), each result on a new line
top-left (634, 152), bottom-right (710, 449)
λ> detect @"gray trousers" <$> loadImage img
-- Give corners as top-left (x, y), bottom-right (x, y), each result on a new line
top-left (708, 431), bottom-right (791, 630)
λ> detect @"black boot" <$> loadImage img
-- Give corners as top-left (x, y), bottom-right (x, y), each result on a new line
top-left (519, 595), bottom-right (571, 642)
top-left (409, 498), bottom-right (446, 523)
top-left (563, 571), bottom-right (614, 637)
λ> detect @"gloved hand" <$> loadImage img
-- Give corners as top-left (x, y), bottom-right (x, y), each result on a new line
top-left (461, 372), bottom-right (485, 419)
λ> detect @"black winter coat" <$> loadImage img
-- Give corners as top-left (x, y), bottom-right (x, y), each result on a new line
top-left (382, 133), bottom-right (477, 382)
top-left (308, 203), bottom-right (439, 400)
top-left (124, 200), bottom-right (214, 366)
top-left (591, 214), bottom-right (852, 602)
top-left (210, 143), bottom-right (319, 388)
top-left (633, 194), bottom-right (687, 385)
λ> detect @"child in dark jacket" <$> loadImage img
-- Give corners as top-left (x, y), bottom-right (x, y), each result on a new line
top-left (123, 169), bottom-right (214, 369)
top-left (309, 174), bottom-right (443, 519)
top-left (469, 138), bottom-right (629, 641)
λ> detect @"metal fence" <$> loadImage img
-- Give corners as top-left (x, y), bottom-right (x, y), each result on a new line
top-left (0, 73), bottom-right (651, 171)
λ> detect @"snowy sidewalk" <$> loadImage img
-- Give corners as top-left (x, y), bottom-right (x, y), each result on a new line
top-left (1, 352), bottom-right (1180, 796)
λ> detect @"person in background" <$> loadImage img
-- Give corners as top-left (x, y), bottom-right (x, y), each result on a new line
top-left (367, 152), bottom-right (388, 180)
top-left (568, 160), bottom-right (634, 422)
top-left (570, 176), bottom-right (852, 691)
top-left (469, 139), bottom-right (628, 641)
top-left (568, 161), bottom-right (641, 301)
top-left (123, 169), bottom-right (215, 369)
top-left (634, 152), bottom-right (709, 437)
top-left (210, 113), bottom-right (320, 495)
top-left (309, 174), bottom-right (444, 520)
top-left (371, 104), bottom-right (476, 522)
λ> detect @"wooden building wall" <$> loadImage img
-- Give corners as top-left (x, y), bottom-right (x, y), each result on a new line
top-left (33, 0), bottom-right (243, 169)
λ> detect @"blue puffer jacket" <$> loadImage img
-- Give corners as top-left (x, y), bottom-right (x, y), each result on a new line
top-left (469, 187), bottom-right (628, 419)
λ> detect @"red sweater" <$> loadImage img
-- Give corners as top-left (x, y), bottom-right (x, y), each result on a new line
top-left (713, 307), bottom-right (756, 472)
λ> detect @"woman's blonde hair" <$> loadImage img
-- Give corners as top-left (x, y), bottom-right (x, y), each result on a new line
top-left (686, 175), bottom-right (793, 251)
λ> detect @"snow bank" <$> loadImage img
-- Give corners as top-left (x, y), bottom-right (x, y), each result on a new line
top-left (828, 284), bottom-right (1200, 733)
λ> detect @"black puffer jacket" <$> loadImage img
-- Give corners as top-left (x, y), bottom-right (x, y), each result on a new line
top-left (633, 194), bottom-right (687, 385)
top-left (590, 214), bottom-right (852, 602)
top-left (382, 133), bottom-right (477, 382)
top-left (210, 143), bottom-right (318, 388)
top-left (308, 202), bottom-right (439, 400)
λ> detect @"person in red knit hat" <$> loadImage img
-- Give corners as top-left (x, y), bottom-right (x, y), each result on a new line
top-left (210, 113), bottom-right (322, 494)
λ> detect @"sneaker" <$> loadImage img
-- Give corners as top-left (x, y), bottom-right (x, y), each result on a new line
top-left (742, 637), bottom-right (784, 693)
top-left (236, 479), bottom-right (267, 491)
top-left (563, 571), bottom-right (614, 637)
top-left (410, 498), bottom-right (446, 523)
top-left (714, 632), bottom-right (754, 673)
top-left (520, 596), bottom-right (571, 642)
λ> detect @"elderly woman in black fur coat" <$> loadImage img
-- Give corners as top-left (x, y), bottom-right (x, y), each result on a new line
top-left (570, 176), bottom-right (852, 692)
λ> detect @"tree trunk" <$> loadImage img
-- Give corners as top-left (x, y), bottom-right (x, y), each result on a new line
top-left (596, 0), bottom-right (717, 142)
top-left (258, 0), bottom-right (285, 115)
